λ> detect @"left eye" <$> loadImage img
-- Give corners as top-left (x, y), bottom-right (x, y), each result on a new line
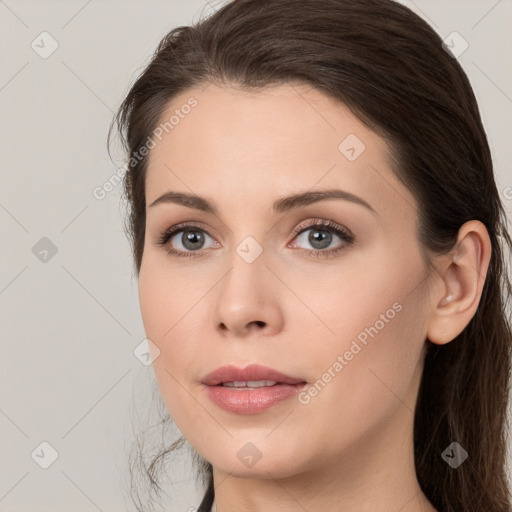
top-left (289, 221), bottom-right (354, 255)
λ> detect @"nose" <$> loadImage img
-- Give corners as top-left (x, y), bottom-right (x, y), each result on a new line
top-left (213, 247), bottom-right (285, 339)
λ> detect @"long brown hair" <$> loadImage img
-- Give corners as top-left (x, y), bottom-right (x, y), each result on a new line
top-left (107, 0), bottom-right (512, 510)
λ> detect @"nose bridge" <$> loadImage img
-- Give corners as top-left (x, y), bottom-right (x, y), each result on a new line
top-left (221, 234), bottom-right (269, 306)
top-left (213, 233), bottom-right (284, 335)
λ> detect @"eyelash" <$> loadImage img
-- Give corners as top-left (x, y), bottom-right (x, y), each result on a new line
top-left (155, 219), bottom-right (355, 260)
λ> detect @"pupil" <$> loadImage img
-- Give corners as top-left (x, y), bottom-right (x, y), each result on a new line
top-left (309, 229), bottom-right (331, 249)
top-left (183, 230), bottom-right (204, 250)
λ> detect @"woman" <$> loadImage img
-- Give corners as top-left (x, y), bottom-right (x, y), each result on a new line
top-left (108, 0), bottom-right (512, 510)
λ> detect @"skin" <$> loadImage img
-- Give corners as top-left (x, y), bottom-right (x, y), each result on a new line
top-left (138, 83), bottom-right (491, 512)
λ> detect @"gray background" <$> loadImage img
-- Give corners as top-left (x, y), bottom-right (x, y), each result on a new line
top-left (1, 1), bottom-right (511, 511)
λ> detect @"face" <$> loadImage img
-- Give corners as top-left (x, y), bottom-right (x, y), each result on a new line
top-left (138, 83), bottom-right (433, 479)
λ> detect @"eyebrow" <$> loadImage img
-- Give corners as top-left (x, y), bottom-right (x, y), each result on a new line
top-left (148, 189), bottom-right (377, 216)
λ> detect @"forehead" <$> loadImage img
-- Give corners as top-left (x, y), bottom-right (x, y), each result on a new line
top-left (145, 83), bottom-right (417, 223)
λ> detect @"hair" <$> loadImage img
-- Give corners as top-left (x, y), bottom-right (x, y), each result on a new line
top-left (107, 0), bottom-right (512, 510)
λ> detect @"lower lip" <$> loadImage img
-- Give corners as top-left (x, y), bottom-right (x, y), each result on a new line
top-left (203, 383), bottom-right (307, 414)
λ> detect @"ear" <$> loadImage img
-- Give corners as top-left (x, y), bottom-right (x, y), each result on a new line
top-left (426, 220), bottom-right (492, 345)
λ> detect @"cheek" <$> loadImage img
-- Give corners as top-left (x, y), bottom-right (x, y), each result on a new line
top-left (294, 249), bottom-right (423, 352)
top-left (138, 273), bottom-right (202, 432)
top-left (295, 250), bottom-right (428, 407)
top-left (138, 258), bottom-right (205, 406)
top-left (291, 308), bottom-right (426, 472)
top-left (138, 265), bottom-right (168, 343)
top-left (138, 253), bottom-right (195, 344)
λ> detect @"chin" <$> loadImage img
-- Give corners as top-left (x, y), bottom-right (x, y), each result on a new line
top-left (202, 438), bottom-right (312, 480)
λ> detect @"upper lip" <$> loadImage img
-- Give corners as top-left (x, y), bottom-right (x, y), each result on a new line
top-left (201, 364), bottom-right (306, 386)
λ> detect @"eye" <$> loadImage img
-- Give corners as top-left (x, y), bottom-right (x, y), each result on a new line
top-left (155, 222), bottom-right (218, 259)
top-left (289, 219), bottom-right (354, 258)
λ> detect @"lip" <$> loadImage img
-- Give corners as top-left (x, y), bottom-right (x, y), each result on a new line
top-left (201, 364), bottom-right (307, 415)
top-left (201, 364), bottom-right (306, 386)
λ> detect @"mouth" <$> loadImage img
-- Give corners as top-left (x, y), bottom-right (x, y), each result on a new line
top-left (201, 364), bottom-right (308, 414)
top-left (201, 363), bottom-right (307, 387)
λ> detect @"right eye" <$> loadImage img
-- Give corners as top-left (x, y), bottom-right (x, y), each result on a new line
top-left (156, 222), bottom-right (219, 259)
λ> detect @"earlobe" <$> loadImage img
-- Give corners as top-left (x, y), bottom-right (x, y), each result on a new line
top-left (426, 220), bottom-right (492, 346)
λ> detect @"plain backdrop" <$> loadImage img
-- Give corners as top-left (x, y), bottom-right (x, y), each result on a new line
top-left (1, 1), bottom-right (511, 511)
